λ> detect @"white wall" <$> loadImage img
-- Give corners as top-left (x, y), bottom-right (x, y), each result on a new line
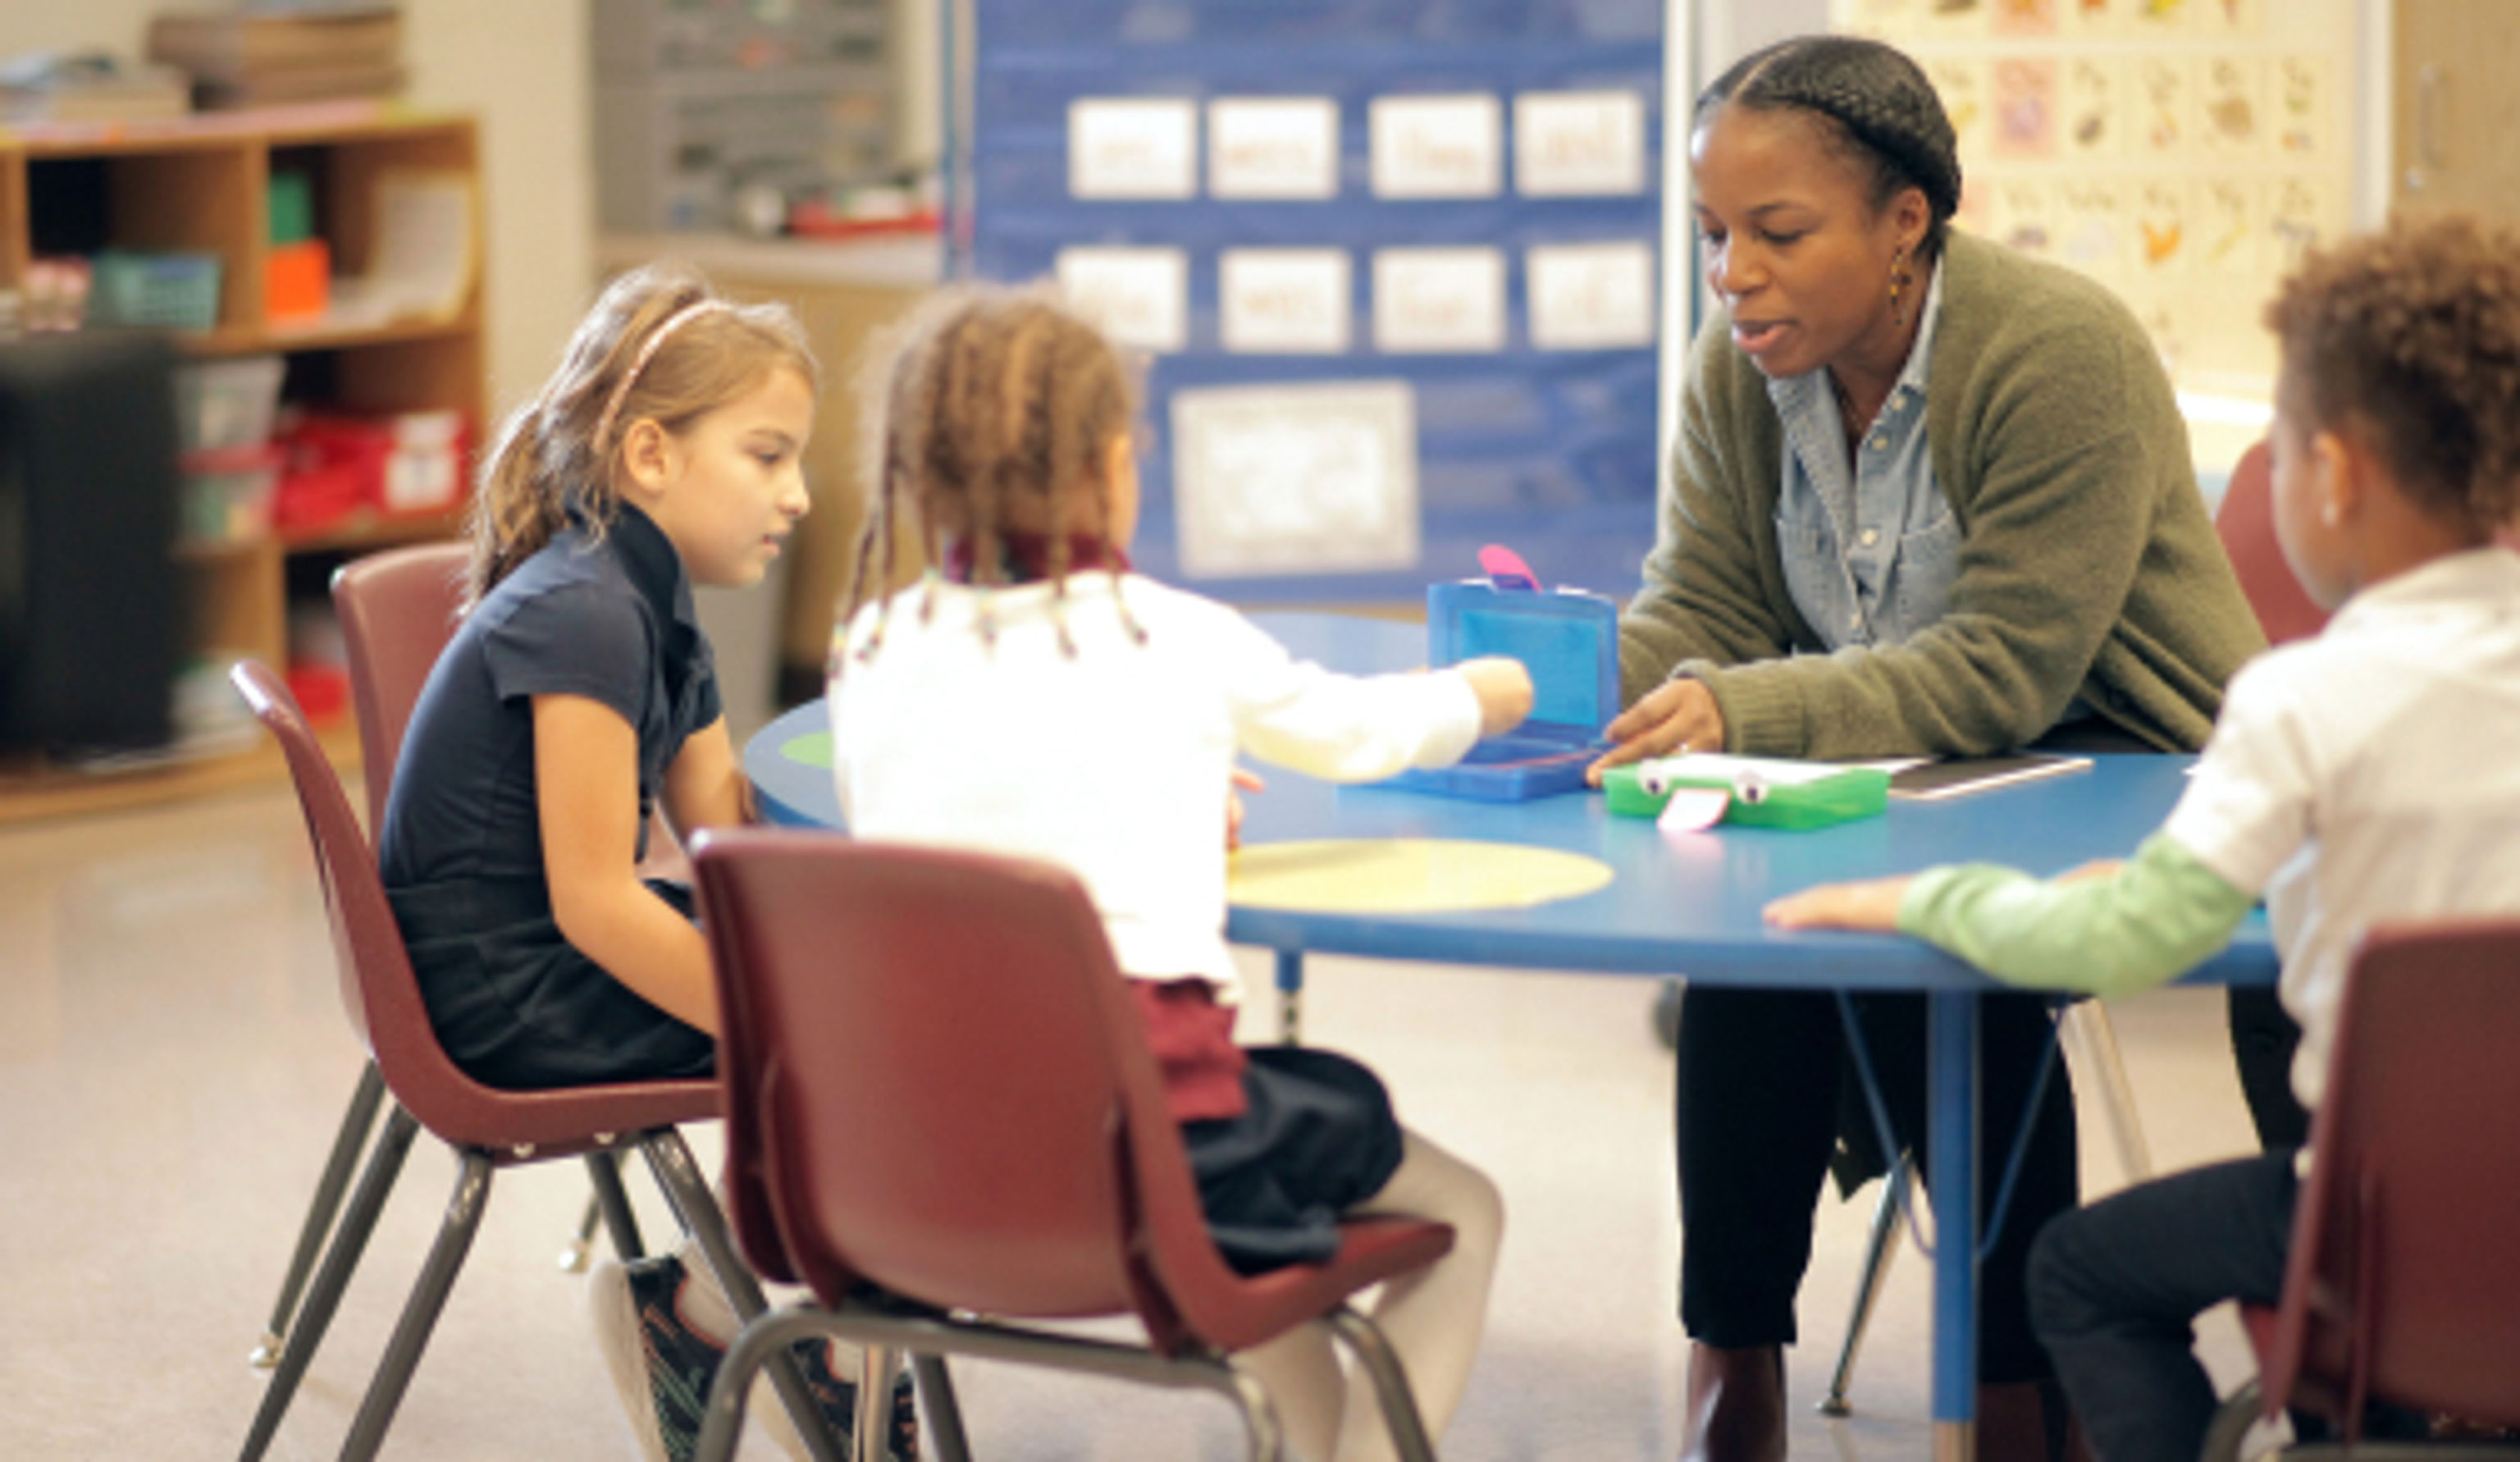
top-left (0, 0), bottom-right (595, 423)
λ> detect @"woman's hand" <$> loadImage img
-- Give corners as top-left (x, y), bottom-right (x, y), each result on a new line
top-left (1226, 767), bottom-right (1265, 851)
top-left (1586, 677), bottom-right (1726, 784)
top-left (1762, 875), bottom-right (1915, 932)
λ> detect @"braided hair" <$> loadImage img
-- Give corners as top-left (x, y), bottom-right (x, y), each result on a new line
top-left (1696, 34), bottom-right (1962, 261)
top-left (2265, 214), bottom-right (2520, 537)
top-left (842, 283), bottom-right (1143, 664)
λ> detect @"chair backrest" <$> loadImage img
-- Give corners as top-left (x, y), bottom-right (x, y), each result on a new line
top-left (233, 658), bottom-right (714, 1154)
top-left (690, 831), bottom-right (1236, 1345)
top-left (331, 541), bottom-right (469, 831)
top-left (2212, 440), bottom-right (2331, 646)
top-left (2259, 918), bottom-right (2520, 1435)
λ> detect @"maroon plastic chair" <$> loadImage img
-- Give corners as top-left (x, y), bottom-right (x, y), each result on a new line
top-left (686, 830), bottom-right (1459, 1462)
top-left (2214, 439), bottom-right (2331, 646)
top-left (228, 661), bottom-right (845, 1462)
top-left (2202, 918), bottom-right (2520, 1459)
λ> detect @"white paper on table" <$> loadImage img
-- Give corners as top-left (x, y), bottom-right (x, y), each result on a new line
top-left (1219, 248), bottom-right (1351, 354)
top-left (1513, 89), bottom-right (1646, 195)
top-left (1372, 246), bottom-right (1506, 354)
top-left (1368, 93), bottom-right (1502, 199)
top-left (322, 169), bottom-right (475, 329)
top-left (1208, 97), bottom-right (1340, 199)
top-left (1527, 240), bottom-right (1656, 350)
top-left (1068, 97), bottom-right (1199, 199)
top-left (1170, 380), bottom-right (1419, 578)
top-left (1056, 245), bottom-right (1189, 354)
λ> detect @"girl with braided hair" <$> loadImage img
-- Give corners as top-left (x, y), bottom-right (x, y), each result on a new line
top-left (829, 284), bottom-right (1532, 1462)
top-left (1772, 213), bottom-right (2520, 1461)
top-left (1585, 32), bottom-right (2270, 1460)
top-left (381, 263), bottom-right (915, 1462)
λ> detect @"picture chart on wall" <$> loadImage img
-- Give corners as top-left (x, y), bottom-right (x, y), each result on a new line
top-left (962, 0), bottom-right (1667, 602)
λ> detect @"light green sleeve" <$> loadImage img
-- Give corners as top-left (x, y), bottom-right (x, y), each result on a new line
top-left (1894, 832), bottom-right (2253, 999)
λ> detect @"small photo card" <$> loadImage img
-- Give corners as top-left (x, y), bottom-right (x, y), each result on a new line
top-left (1209, 97), bottom-right (1340, 200)
top-left (1171, 380), bottom-right (1421, 578)
top-left (1369, 94), bottom-right (1503, 199)
top-left (1220, 248), bottom-right (1353, 354)
top-left (1068, 97), bottom-right (1198, 199)
top-left (1527, 241), bottom-right (1656, 350)
top-left (1513, 90), bottom-right (1646, 196)
top-left (1056, 246), bottom-right (1189, 354)
top-left (1372, 246), bottom-right (1507, 354)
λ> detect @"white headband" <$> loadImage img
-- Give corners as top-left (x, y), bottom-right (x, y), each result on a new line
top-left (593, 299), bottom-right (730, 451)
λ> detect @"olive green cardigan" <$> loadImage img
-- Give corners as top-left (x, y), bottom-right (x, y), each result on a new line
top-left (1618, 231), bottom-right (2265, 756)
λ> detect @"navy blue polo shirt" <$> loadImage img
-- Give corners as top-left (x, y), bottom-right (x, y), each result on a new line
top-left (377, 503), bottom-right (723, 1088)
top-left (381, 502), bottom-right (720, 892)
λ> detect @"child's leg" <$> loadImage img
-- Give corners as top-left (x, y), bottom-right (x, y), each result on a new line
top-left (1230, 1128), bottom-right (1504, 1462)
top-left (2027, 1152), bottom-right (2297, 1462)
top-left (1333, 1127), bottom-right (1506, 1462)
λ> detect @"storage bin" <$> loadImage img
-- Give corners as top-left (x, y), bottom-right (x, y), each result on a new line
top-left (179, 445), bottom-right (281, 544)
top-left (89, 250), bottom-right (223, 331)
top-left (175, 355), bottom-right (285, 454)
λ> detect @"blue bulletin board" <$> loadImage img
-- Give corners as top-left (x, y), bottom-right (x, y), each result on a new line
top-left (959, 0), bottom-right (1667, 602)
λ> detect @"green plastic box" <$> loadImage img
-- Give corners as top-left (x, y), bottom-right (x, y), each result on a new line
top-left (1601, 755), bottom-right (1890, 830)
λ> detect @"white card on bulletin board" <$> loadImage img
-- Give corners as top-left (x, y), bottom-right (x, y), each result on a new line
top-left (1513, 90), bottom-right (1646, 195)
top-left (1372, 246), bottom-right (1506, 353)
top-left (1368, 94), bottom-right (1502, 198)
top-left (1527, 240), bottom-right (1655, 350)
top-left (1220, 248), bottom-right (1352, 354)
top-left (1056, 246), bottom-right (1189, 353)
top-left (1171, 380), bottom-right (1420, 578)
top-left (1208, 97), bottom-right (1340, 199)
top-left (1068, 97), bottom-right (1198, 199)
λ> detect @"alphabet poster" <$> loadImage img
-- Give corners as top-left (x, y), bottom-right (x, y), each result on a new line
top-left (963, 0), bottom-right (1666, 601)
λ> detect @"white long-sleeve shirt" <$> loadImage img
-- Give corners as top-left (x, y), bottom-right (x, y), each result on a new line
top-left (829, 573), bottom-right (1484, 994)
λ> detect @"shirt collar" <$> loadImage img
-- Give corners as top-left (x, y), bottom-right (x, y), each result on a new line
top-left (568, 498), bottom-right (701, 639)
top-left (2325, 545), bottom-right (2520, 637)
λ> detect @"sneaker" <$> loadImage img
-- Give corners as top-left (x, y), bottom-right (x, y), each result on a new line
top-left (589, 1254), bottom-right (918, 1462)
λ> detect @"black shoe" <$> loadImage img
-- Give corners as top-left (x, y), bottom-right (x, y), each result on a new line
top-left (790, 1338), bottom-right (920, 1461)
top-left (589, 1254), bottom-right (726, 1462)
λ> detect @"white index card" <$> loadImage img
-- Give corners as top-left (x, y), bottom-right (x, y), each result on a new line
top-left (1220, 249), bottom-right (1352, 354)
top-left (1068, 97), bottom-right (1199, 199)
top-left (1209, 98), bottom-right (1340, 199)
top-left (1527, 241), bottom-right (1656, 350)
top-left (1171, 380), bottom-right (1420, 578)
top-left (1514, 89), bottom-right (1646, 195)
top-left (1372, 247), bottom-right (1507, 354)
top-left (1369, 94), bottom-right (1503, 199)
top-left (1056, 246), bottom-right (1189, 354)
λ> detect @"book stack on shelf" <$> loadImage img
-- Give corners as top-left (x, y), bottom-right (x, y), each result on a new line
top-left (146, 2), bottom-right (404, 112)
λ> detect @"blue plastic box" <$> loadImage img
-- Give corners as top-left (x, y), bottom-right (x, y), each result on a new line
top-left (1384, 577), bottom-right (1619, 801)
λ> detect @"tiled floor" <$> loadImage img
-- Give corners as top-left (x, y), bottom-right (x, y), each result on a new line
top-left (0, 784), bottom-right (2265, 1460)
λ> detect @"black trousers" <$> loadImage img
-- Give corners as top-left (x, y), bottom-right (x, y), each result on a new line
top-left (1675, 985), bottom-right (2079, 1382)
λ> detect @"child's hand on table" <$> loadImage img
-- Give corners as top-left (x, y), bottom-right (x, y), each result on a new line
top-left (1456, 656), bottom-right (1535, 737)
top-left (1763, 875), bottom-right (1915, 932)
top-left (1226, 767), bottom-right (1265, 851)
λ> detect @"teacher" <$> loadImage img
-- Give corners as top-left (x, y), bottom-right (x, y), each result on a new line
top-left (1589, 34), bottom-right (2268, 1462)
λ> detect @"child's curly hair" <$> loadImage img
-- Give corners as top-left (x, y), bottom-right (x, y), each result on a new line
top-left (844, 282), bottom-right (1142, 659)
top-left (2265, 214), bottom-right (2520, 534)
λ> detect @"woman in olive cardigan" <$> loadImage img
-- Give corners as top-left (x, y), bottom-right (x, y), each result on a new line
top-left (1591, 34), bottom-right (2273, 1462)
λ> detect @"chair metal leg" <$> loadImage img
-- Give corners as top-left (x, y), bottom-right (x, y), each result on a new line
top-left (639, 1129), bottom-right (850, 1462)
top-left (2200, 1379), bottom-right (2263, 1462)
top-left (253, 1060), bottom-right (390, 1368)
top-left (2061, 1000), bottom-right (2154, 1181)
top-left (1325, 1304), bottom-right (1438, 1462)
top-left (1820, 1149), bottom-right (1914, 1418)
top-left (911, 1354), bottom-right (970, 1462)
top-left (582, 1149), bottom-right (646, 1264)
top-left (559, 1190), bottom-right (605, 1272)
top-left (1225, 1357), bottom-right (1290, 1462)
top-left (337, 1150), bottom-right (495, 1462)
top-left (851, 1344), bottom-right (899, 1462)
top-left (238, 1105), bottom-right (420, 1462)
top-left (253, 1062), bottom-right (389, 1369)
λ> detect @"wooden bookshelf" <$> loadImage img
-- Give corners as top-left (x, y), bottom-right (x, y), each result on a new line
top-left (0, 106), bottom-right (482, 825)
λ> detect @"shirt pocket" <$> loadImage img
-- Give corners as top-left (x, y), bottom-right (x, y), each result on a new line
top-left (1881, 504), bottom-right (1964, 645)
top-left (1774, 510), bottom-right (1857, 648)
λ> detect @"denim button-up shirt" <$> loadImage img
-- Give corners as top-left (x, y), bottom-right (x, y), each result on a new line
top-left (1768, 262), bottom-right (1954, 651)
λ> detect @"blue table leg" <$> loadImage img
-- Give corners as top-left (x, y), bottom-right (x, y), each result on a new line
top-left (1275, 949), bottom-right (1304, 1045)
top-left (1929, 990), bottom-right (1979, 1462)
